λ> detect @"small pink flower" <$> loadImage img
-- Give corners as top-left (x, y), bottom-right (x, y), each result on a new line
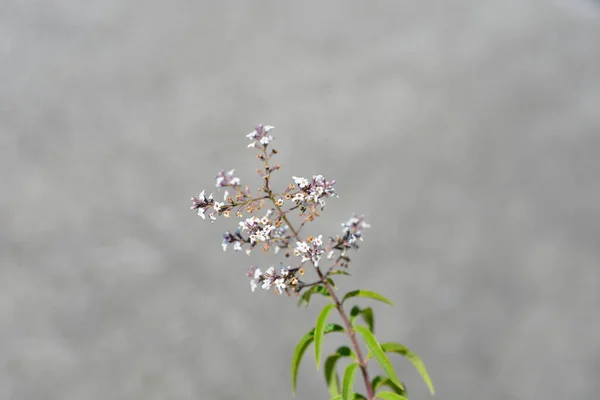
top-left (216, 169), bottom-right (241, 188)
top-left (246, 124), bottom-right (275, 149)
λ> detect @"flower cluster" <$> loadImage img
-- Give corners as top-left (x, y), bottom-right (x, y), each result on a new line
top-left (190, 190), bottom-right (217, 220)
top-left (216, 169), bottom-right (241, 188)
top-left (325, 215), bottom-right (371, 268)
top-left (294, 235), bottom-right (325, 266)
top-left (190, 124), bottom-right (368, 295)
top-left (247, 264), bottom-right (303, 294)
top-left (221, 229), bottom-right (246, 252)
top-left (222, 214), bottom-right (292, 255)
top-left (341, 215), bottom-right (371, 247)
top-left (190, 189), bottom-right (236, 221)
top-left (246, 124), bottom-right (275, 149)
top-left (289, 175), bottom-right (338, 210)
top-left (239, 213), bottom-right (278, 244)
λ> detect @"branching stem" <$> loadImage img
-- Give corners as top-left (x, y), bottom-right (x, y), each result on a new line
top-left (262, 146), bottom-right (374, 399)
top-left (270, 198), bottom-right (374, 399)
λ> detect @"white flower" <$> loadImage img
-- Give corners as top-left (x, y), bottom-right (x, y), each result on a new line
top-left (260, 135), bottom-right (273, 145)
top-left (312, 235), bottom-right (323, 246)
top-left (261, 266), bottom-right (276, 290)
top-left (213, 202), bottom-right (225, 212)
top-left (293, 176), bottom-right (309, 188)
top-left (255, 230), bottom-right (267, 242)
top-left (296, 241), bottom-right (309, 254)
top-left (249, 267), bottom-right (262, 292)
top-left (228, 169), bottom-right (240, 185)
top-left (312, 254), bottom-right (322, 266)
top-left (274, 278), bottom-right (286, 294)
top-left (247, 125), bottom-right (275, 147)
top-left (292, 192), bottom-right (305, 202)
top-left (240, 216), bottom-right (259, 231)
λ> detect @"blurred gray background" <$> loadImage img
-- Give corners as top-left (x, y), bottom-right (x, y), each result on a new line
top-left (1, 1), bottom-right (599, 399)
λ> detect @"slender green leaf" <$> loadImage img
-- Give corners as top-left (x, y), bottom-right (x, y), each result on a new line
top-left (342, 290), bottom-right (394, 306)
top-left (341, 362), bottom-right (360, 400)
top-left (375, 391), bottom-right (408, 400)
top-left (325, 359), bottom-right (340, 397)
top-left (331, 396), bottom-right (342, 400)
top-left (349, 306), bottom-right (374, 333)
top-left (372, 376), bottom-right (406, 396)
top-left (360, 308), bottom-right (374, 332)
top-left (371, 375), bottom-right (386, 392)
top-left (354, 325), bottom-right (404, 391)
top-left (297, 285), bottom-right (330, 308)
top-left (315, 304), bottom-right (337, 369)
top-left (379, 342), bottom-right (435, 395)
top-left (291, 323), bottom-right (344, 394)
top-left (324, 347), bottom-right (354, 398)
top-left (349, 306), bottom-right (361, 327)
top-left (329, 270), bottom-right (351, 276)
